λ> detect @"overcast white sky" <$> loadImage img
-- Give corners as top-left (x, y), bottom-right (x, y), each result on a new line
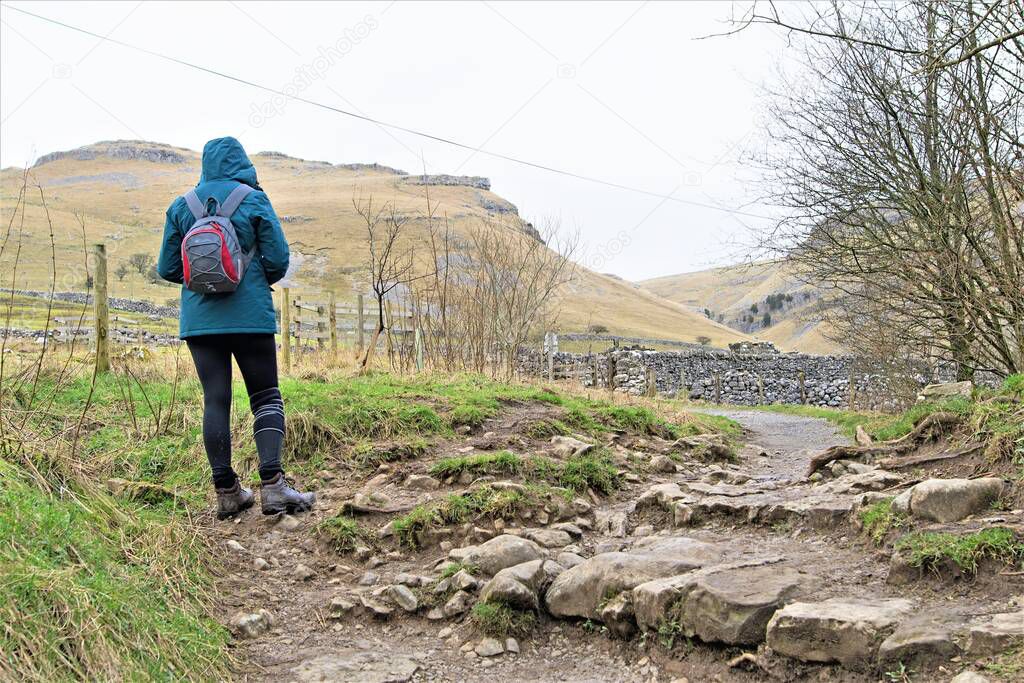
top-left (1, 1), bottom-right (792, 281)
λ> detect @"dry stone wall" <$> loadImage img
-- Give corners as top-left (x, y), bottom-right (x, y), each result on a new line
top-left (518, 346), bottom-right (949, 411)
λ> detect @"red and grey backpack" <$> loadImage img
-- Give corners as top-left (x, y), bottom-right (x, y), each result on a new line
top-left (180, 183), bottom-right (256, 293)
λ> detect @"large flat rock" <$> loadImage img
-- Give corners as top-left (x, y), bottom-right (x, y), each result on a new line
top-left (292, 650), bottom-right (419, 682)
top-left (766, 597), bottom-right (915, 668)
top-left (694, 489), bottom-right (858, 529)
top-left (909, 478), bottom-right (1004, 523)
top-left (634, 560), bottom-right (811, 645)
top-left (875, 609), bottom-right (1024, 667)
top-left (680, 481), bottom-right (760, 498)
top-left (818, 469), bottom-right (903, 494)
top-left (966, 610), bottom-right (1024, 655)
top-left (877, 613), bottom-right (965, 668)
top-left (636, 483), bottom-right (693, 510)
top-left (545, 537), bottom-right (726, 619)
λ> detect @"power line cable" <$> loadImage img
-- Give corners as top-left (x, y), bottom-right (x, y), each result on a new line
top-left (2, 3), bottom-right (775, 221)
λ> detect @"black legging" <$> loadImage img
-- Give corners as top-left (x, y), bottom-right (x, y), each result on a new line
top-left (185, 333), bottom-right (285, 489)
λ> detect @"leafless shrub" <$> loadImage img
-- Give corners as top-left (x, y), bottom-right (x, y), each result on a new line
top-left (407, 210), bottom-right (578, 379)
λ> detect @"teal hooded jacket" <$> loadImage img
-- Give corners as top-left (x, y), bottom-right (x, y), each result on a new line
top-left (157, 137), bottom-right (289, 338)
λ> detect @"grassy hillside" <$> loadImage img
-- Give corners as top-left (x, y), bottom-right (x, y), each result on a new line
top-left (639, 260), bottom-right (836, 354)
top-left (0, 140), bottom-right (748, 348)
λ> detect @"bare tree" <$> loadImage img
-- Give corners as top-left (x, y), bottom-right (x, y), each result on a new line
top-left (752, 1), bottom-right (1024, 378)
top-left (720, 1), bottom-right (1024, 74)
top-left (354, 196), bottom-right (422, 373)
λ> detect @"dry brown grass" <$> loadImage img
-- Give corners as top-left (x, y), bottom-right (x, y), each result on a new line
top-left (639, 259), bottom-right (836, 353)
top-left (1, 143), bottom-right (748, 347)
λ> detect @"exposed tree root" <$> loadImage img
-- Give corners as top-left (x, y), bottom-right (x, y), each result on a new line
top-left (806, 412), bottom-right (962, 476)
top-left (876, 442), bottom-right (984, 470)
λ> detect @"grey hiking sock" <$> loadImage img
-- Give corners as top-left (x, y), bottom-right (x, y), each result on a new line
top-left (250, 387), bottom-right (285, 481)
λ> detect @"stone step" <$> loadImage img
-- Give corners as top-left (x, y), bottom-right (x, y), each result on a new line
top-left (544, 537), bottom-right (728, 620)
top-left (877, 609), bottom-right (1024, 670)
top-left (766, 597), bottom-right (916, 669)
top-left (767, 598), bottom-right (1024, 672)
top-left (632, 558), bottom-right (814, 645)
top-left (635, 472), bottom-right (903, 531)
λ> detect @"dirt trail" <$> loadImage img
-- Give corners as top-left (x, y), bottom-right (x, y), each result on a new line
top-left (209, 404), bottom-right (1021, 683)
top-left (696, 407), bottom-right (849, 481)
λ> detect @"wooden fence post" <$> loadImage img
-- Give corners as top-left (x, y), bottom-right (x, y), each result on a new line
top-left (592, 357), bottom-right (599, 388)
top-left (798, 370), bottom-right (807, 404)
top-left (679, 367), bottom-right (687, 399)
top-left (316, 303), bottom-right (326, 351)
top-left (757, 374), bottom-right (765, 404)
top-left (328, 290), bottom-right (337, 355)
top-left (714, 372), bottom-right (722, 403)
top-left (645, 367), bottom-right (657, 397)
top-left (414, 327), bottom-right (424, 372)
top-left (357, 293), bottom-right (365, 356)
top-left (281, 287), bottom-right (291, 372)
top-left (294, 295), bottom-right (302, 354)
top-left (93, 244), bottom-right (110, 373)
top-left (848, 368), bottom-right (855, 409)
top-left (607, 354), bottom-right (616, 393)
top-left (546, 332), bottom-right (554, 380)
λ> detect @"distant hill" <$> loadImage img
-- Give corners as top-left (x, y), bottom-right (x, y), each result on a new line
top-left (0, 140), bottom-right (750, 348)
top-left (638, 260), bottom-right (838, 354)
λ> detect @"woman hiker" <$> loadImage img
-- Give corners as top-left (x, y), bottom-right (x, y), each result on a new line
top-left (157, 136), bottom-right (315, 519)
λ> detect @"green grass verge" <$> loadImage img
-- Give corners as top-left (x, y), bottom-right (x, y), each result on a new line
top-left (858, 498), bottom-right (907, 545)
top-left (389, 470), bottom-right (597, 549)
top-left (315, 513), bottom-right (373, 553)
top-left (0, 459), bottom-right (230, 681)
top-left (872, 397), bottom-right (973, 441)
top-left (985, 645), bottom-right (1024, 679)
top-left (1004, 374), bottom-right (1024, 397)
top-left (429, 448), bottom-right (620, 494)
top-left (689, 412), bottom-right (744, 440)
top-left (470, 602), bottom-right (537, 638)
top-left (391, 485), bottom-right (531, 548)
top-left (430, 450), bottom-right (524, 478)
top-left (350, 438), bottom-right (429, 469)
top-left (439, 560), bottom-right (479, 579)
top-left (895, 527), bottom-right (1024, 574)
top-left (524, 418), bottom-right (572, 439)
top-left (558, 451), bottom-right (620, 493)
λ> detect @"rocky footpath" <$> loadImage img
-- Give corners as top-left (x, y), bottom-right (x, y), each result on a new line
top-left (208, 404), bottom-right (1023, 682)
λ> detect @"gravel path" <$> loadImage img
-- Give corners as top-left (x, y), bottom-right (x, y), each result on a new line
top-left (696, 407), bottom-right (850, 481)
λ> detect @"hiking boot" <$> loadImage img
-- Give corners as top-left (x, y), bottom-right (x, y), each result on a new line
top-left (216, 479), bottom-right (254, 520)
top-left (260, 473), bottom-right (316, 515)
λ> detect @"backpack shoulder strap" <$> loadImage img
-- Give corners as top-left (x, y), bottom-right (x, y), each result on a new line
top-left (219, 184), bottom-right (255, 218)
top-left (183, 190), bottom-right (206, 221)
